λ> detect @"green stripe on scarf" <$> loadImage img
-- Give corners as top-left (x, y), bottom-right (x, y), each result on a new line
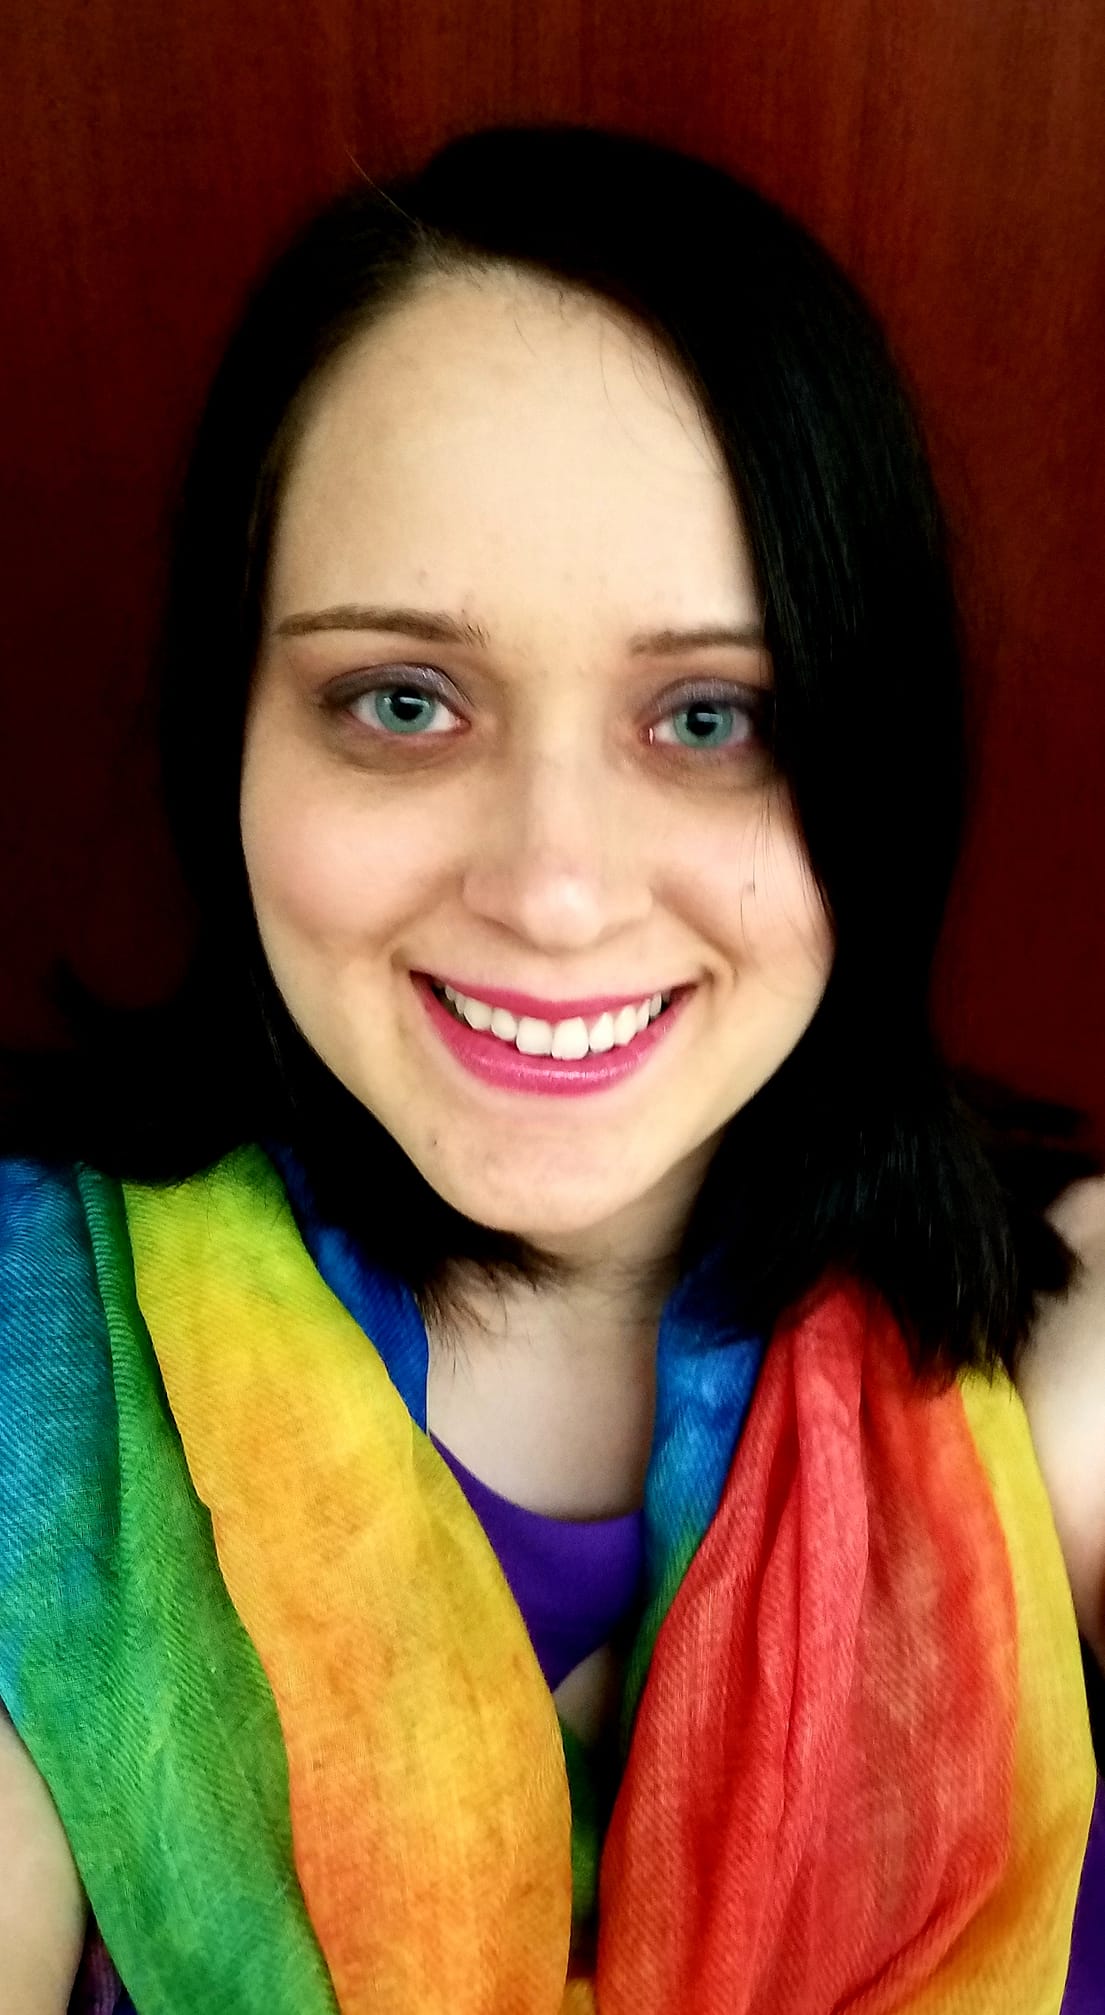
top-left (0, 1159), bottom-right (337, 2010)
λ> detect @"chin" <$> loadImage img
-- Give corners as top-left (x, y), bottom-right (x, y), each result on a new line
top-left (430, 1169), bottom-right (632, 1247)
top-left (460, 1197), bottom-right (616, 1244)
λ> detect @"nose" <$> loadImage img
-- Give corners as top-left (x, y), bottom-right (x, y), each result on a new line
top-left (460, 745), bottom-right (654, 953)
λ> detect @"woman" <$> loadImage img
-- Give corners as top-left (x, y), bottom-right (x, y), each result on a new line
top-left (0, 123), bottom-right (1099, 2012)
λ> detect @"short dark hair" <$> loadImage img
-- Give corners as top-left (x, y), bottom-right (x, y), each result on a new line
top-left (3, 123), bottom-right (1089, 1366)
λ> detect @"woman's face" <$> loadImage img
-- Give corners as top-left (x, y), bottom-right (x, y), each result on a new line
top-left (241, 268), bottom-right (832, 1267)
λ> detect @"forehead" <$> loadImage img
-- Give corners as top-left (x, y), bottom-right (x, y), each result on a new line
top-left (267, 268), bottom-right (760, 635)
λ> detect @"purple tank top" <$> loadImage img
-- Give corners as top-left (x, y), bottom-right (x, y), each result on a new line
top-left (431, 1435), bottom-right (645, 1690)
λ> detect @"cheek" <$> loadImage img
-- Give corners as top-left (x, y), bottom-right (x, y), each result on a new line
top-left (743, 847), bottom-right (832, 992)
top-left (670, 799), bottom-right (832, 993)
top-left (241, 755), bottom-right (448, 954)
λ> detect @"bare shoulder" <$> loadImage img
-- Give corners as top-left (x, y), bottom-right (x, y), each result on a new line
top-left (0, 1703), bottom-right (86, 2010)
top-left (1018, 1175), bottom-right (1105, 1666)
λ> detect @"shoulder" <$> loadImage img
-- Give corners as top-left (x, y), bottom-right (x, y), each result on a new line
top-left (0, 1700), bottom-right (87, 2013)
top-left (1017, 1175), bottom-right (1105, 1665)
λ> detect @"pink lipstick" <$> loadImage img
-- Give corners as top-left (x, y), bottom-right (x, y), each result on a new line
top-left (413, 974), bottom-right (693, 1098)
top-left (423, 977), bottom-right (664, 1022)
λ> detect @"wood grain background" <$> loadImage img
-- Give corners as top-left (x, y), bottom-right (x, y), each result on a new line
top-left (2, 0), bottom-right (1102, 1141)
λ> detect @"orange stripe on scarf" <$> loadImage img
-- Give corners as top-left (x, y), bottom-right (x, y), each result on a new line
top-left (127, 1160), bottom-right (572, 2014)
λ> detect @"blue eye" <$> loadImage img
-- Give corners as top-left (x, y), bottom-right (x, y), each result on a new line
top-left (671, 701), bottom-right (743, 748)
top-left (653, 696), bottom-right (761, 753)
top-left (351, 684), bottom-right (456, 735)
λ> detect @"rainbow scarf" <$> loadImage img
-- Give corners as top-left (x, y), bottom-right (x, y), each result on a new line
top-left (0, 1142), bottom-right (1094, 2012)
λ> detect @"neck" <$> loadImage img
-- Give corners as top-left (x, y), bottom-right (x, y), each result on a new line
top-left (430, 1138), bottom-right (721, 1364)
top-left (434, 1260), bottom-right (670, 1364)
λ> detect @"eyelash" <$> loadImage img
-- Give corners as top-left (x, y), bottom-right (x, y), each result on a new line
top-left (321, 666), bottom-right (774, 763)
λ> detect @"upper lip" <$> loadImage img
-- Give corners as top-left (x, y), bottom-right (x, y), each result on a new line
top-left (421, 972), bottom-right (685, 1022)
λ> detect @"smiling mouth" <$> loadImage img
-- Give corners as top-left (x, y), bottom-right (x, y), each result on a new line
top-left (429, 979), bottom-right (675, 1060)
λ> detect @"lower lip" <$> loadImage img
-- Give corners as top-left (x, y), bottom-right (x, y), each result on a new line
top-left (413, 975), bottom-right (693, 1098)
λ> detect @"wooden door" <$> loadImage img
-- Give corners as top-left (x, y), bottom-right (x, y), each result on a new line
top-left (2, 0), bottom-right (1102, 1141)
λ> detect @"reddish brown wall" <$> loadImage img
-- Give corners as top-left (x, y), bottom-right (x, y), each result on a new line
top-left (2, 0), bottom-right (1103, 1140)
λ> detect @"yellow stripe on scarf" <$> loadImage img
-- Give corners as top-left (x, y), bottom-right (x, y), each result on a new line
top-left (125, 1145), bottom-right (572, 2014)
top-left (905, 1367), bottom-right (1094, 2012)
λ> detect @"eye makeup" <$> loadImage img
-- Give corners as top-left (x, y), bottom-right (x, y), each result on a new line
top-left (309, 657), bottom-right (775, 774)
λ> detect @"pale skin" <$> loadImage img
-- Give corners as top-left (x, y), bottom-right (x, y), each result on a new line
top-left (4, 265), bottom-right (1103, 2003)
top-left (1019, 1175), bottom-right (1105, 1670)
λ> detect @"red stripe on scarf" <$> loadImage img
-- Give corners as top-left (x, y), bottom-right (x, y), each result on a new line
top-left (596, 1280), bottom-right (1015, 2011)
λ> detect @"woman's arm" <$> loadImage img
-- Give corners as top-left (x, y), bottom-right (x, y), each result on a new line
top-left (0, 1704), bottom-right (86, 2010)
top-left (1018, 1175), bottom-right (1105, 1670)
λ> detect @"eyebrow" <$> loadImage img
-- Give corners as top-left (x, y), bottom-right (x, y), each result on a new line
top-left (274, 605), bottom-right (492, 648)
top-left (272, 604), bottom-right (765, 655)
top-left (628, 622), bottom-right (764, 655)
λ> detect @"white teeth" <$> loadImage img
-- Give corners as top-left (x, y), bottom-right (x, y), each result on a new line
top-left (515, 1015), bottom-right (553, 1056)
top-left (437, 983), bottom-right (673, 1057)
top-left (587, 1011), bottom-right (615, 1053)
top-left (550, 1016), bottom-right (590, 1060)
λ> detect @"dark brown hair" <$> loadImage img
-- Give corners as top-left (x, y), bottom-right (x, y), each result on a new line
top-left (4, 124), bottom-right (1094, 1366)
